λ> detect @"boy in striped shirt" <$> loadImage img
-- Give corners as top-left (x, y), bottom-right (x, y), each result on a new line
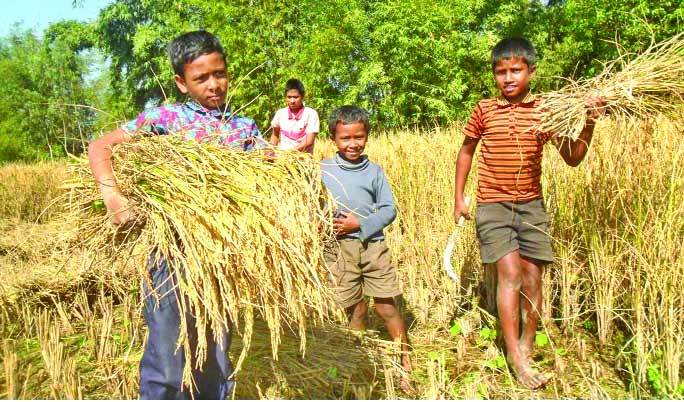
top-left (453, 37), bottom-right (603, 389)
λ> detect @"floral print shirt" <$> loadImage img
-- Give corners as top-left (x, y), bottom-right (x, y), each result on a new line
top-left (122, 100), bottom-right (262, 150)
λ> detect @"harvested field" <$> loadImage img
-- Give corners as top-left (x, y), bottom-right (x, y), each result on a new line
top-left (0, 116), bottom-right (682, 399)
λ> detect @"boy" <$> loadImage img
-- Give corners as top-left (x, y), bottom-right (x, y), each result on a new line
top-left (269, 78), bottom-right (320, 153)
top-left (320, 105), bottom-right (413, 394)
top-left (453, 38), bottom-right (603, 389)
top-left (88, 31), bottom-right (261, 399)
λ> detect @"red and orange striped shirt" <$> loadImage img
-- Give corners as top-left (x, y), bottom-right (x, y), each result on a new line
top-left (463, 94), bottom-right (553, 203)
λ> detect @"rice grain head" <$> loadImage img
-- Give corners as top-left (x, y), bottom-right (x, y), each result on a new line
top-left (61, 133), bottom-right (341, 392)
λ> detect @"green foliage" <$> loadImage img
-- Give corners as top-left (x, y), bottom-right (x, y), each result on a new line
top-left (478, 327), bottom-right (497, 341)
top-left (326, 366), bottom-right (339, 379)
top-left (0, 0), bottom-right (681, 161)
top-left (0, 26), bottom-right (96, 164)
top-left (91, 0), bottom-right (682, 132)
top-left (534, 331), bottom-right (549, 347)
top-left (449, 321), bottom-right (462, 337)
top-left (91, 199), bottom-right (105, 212)
top-left (427, 350), bottom-right (447, 365)
top-left (647, 363), bottom-right (666, 397)
top-left (477, 382), bottom-right (489, 399)
top-left (583, 319), bottom-right (596, 332)
top-left (484, 354), bottom-right (507, 370)
top-left (530, 0), bottom-right (684, 86)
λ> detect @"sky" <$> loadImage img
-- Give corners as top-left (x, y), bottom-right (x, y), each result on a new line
top-left (0, 0), bottom-right (112, 38)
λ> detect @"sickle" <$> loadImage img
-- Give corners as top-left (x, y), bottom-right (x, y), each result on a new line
top-left (443, 196), bottom-right (471, 283)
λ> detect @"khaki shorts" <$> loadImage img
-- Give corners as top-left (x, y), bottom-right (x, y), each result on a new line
top-left (324, 238), bottom-right (402, 308)
top-left (475, 198), bottom-right (554, 264)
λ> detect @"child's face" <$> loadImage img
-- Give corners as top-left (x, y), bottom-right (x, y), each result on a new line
top-left (493, 56), bottom-right (535, 103)
top-left (332, 122), bottom-right (368, 162)
top-left (286, 89), bottom-right (303, 110)
top-left (174, 51), bottom-right (228, 109)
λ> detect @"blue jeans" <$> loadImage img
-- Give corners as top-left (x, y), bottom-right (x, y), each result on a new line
top-left (139, 255), bottom-right (234, 399)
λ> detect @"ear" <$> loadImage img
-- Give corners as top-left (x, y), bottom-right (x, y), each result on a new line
top-left (174, 74), bottom-right (189, 95)
top-left (528, 64), bottom-right (537, 80)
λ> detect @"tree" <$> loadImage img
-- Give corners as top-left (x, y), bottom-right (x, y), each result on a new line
top-left (2, 0), bottom-right (680, 163)
top-left (531, 0), bottom-right (684, 84)
top-left (0, 25), bottom-right (97, 163)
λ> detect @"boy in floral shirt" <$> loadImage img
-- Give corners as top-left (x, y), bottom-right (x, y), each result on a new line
top-left (88, 30), bottom-right (261, 399)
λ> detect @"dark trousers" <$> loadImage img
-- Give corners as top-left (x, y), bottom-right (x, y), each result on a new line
top-left (139, 255), bottom-right (234, 399)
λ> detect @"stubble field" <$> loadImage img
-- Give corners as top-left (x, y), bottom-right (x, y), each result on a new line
top-left (0, 116), bottom-right (682, 399)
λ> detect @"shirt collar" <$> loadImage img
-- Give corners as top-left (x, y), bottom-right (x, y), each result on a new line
top-left (185, 100), bottom-right (232, 118)
top-left (288, 107), bottom-right (305, 120)
top-left (335, 152), bottom-right (369, 171)
top-left (496, 92), bottom-right (536, 107)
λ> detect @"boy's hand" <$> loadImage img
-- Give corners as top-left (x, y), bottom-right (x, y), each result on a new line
top-left (333, 212), bottom-right (361, 236)
top-left (453, 198), bottom-right (471, 224)
top-left (585, 93), bottom-right (606, 122)
top-left (263, 149), bottom-right (277, 162)
top-left (101, 185), bottom-right (135, 226)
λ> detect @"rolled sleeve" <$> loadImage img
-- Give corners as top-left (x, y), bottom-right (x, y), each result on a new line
top-left (463, 102), bottom-right (484, 139)
top-left (270, 109), bottom-right (282, 129)
top-left (306, 109), bottom-right (320, 134)
top-left (120, 109), bottom-right (168, 135)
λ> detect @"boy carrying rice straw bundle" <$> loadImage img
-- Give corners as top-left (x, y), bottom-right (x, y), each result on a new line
top-left (453, 37), bottom-right (604, 389)
top-left (87, 31), bottom-right (262, 399)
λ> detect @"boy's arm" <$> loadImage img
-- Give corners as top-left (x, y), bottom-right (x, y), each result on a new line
top-left (552, 94), bottom-right (605, 167)
top-left (454, 136), bottom-right (479, 222)
top-left (269, 126), bottom-right (280, 146)
top-left (552, 123), bottom-right (595, 167)
top-left (360, 168), bottom-right (397, 240)
top-left (88, 128), bottom-right (134, 225)
top-left (269, 111), bottom-right (280, 146)
top-left (334, 169), bottom-right (396, 240)
top-left (295, 110), bottom-right (319, 151)
top-left (294, 131), bottom-right (316, 151)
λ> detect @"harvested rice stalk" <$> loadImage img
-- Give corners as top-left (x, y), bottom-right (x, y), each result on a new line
top-left (538, 34), bottom-right (684, 140)
top-left (61, 134), bottom-right (339, 389)
top-left (233, 320), bottom-right (386, 399)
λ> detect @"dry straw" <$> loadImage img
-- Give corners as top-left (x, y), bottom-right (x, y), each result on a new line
top-left (538, 34), bottom-right (684, 140)
top-left (61, 133), bottom-right (339, 390)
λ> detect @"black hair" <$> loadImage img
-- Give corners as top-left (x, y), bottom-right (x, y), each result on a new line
top-left (167, 31), bottom-right (225, 77)
top-left (285, 78), bottom-right (305, 97)
top-left (328, 105), bottom-right (370, 138)
top-left (491, 37), bottom-right (536, 70)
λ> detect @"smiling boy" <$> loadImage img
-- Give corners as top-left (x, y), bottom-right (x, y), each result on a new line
top-left (88, 31), bottom-right (261, 399)
top-left (453, 38), bottom-right (603, 389)
top-left (320, 105), bottom-right (413, 394)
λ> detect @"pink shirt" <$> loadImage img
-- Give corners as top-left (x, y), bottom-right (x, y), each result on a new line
top-left (271, 106), bottom-right (320, 153)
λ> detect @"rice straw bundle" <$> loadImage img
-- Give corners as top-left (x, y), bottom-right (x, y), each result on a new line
top-left (61, 134), bottom-right (339, 389)
top-left (538, 34), bottom-right (684, 139)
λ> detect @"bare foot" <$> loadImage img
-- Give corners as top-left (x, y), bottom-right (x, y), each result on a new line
top-left (508, 355), bottom-right (548, 389)
top-left (399, 354), bottom-right (415, 395)
top-left (515, 365), bottom-right (548, 389)
top-left (400, 374), bottom-right (416, 395)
